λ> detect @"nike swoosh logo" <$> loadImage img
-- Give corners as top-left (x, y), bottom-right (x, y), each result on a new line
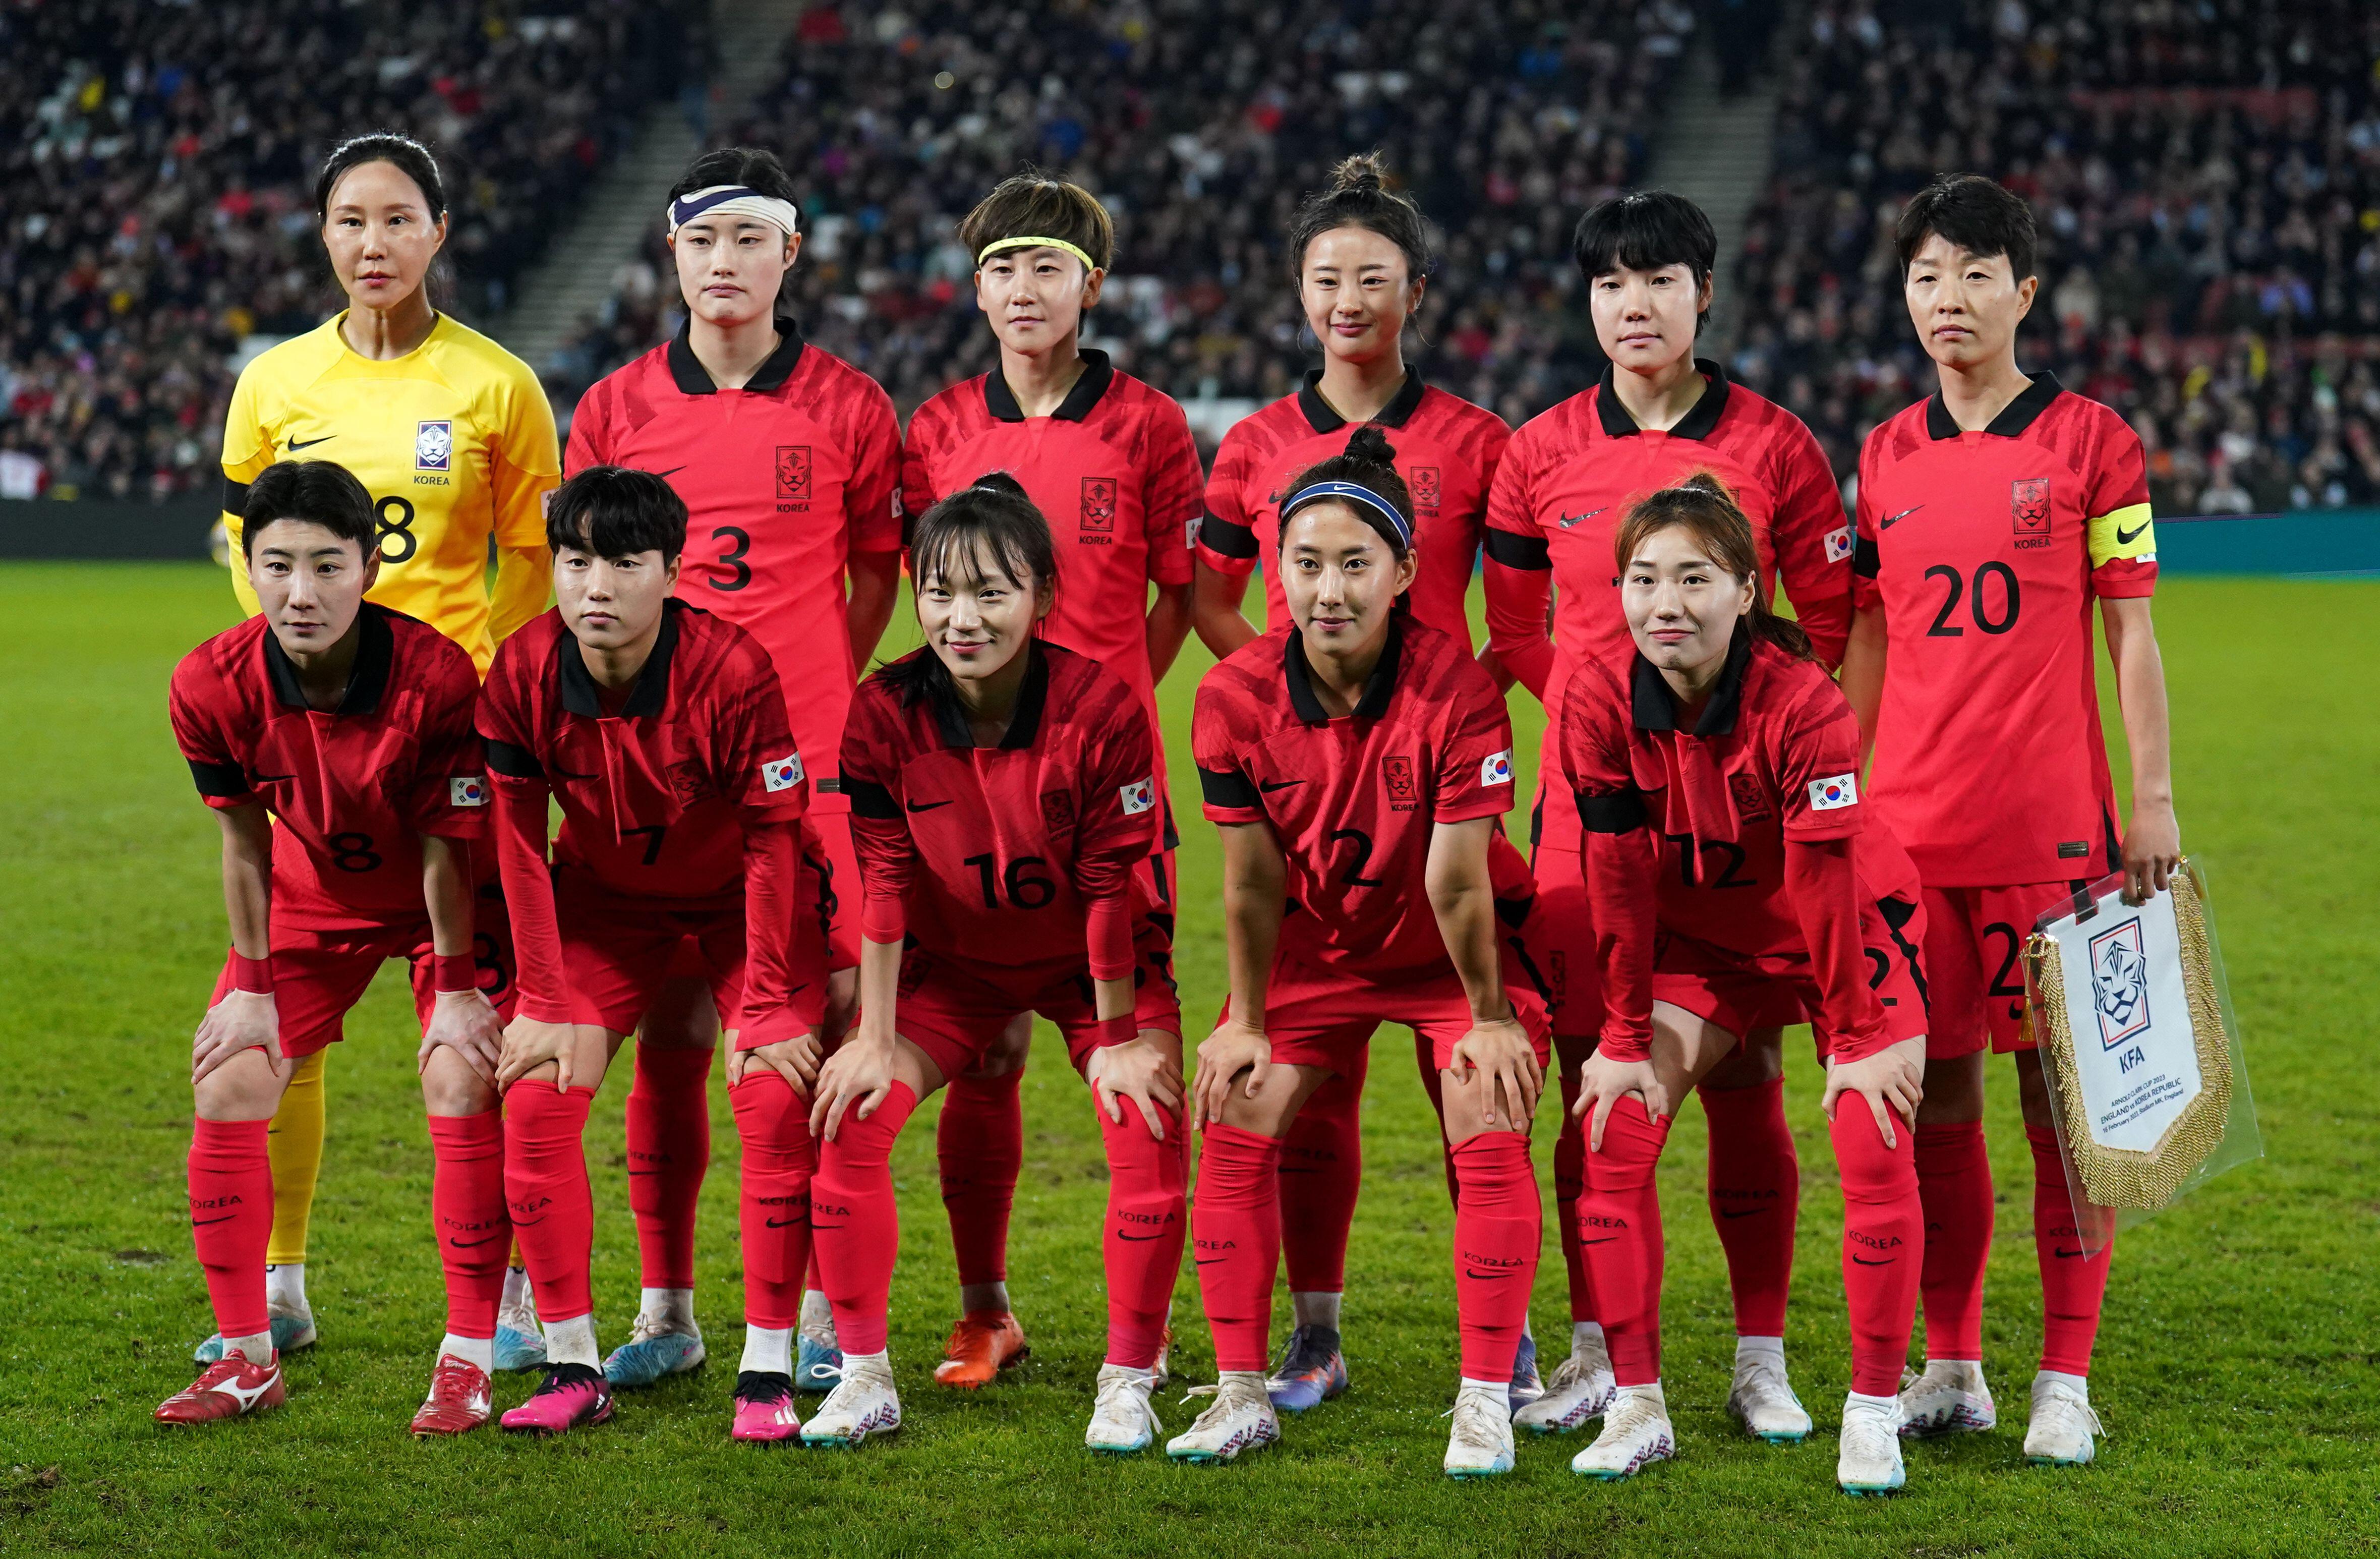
top-left (1579, 1237), bottom-right (1618, 1246)
top-left (1850, 1255), bottom-right (1895, 1266)
top-left (2115, 519), bottom-right (2151, 545)
top-left (810, 1222), bottom-right (844, 1231)
top-left (191, 1215), bottom-right (237, 1227)
top-left (1258, 779), bottom-right (1303, 793)
top-left (626, 1170), bottom-right (662, 1177)
top-left (1463, 1271), bottom-right (1521, 1280)
top-left (447, 1234), bottom-right (504, 1248)
top-left (1881, 505), bottom-right (1923, 529)
top-left (2054, 1247), bottom-right (2088, 1259)
top-left (511, 1217), bottom-right (546, 1228)
top-left (1557, 507), bottom-right (1606, 530)
top-left (1719, 1208), bottom-right (1767, 1220)
top-left (1193, 1257), bottom-right (1226, 1266)
top-left (905, 799), bottom-right (951, 812)
top-left (287, 435), bottom-right (335, 450)
top-left (766, 1217), bottom-right (806, 1229)
top-left (1116, 1232), bottom-right (1167, 1241)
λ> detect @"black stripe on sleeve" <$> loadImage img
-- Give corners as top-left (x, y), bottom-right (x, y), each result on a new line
top-left (1198, 511), bottom-right (1258, 561)
top-left (221, 476), bottom-right (251, 516)
top-left (187, 759), bottom-right (250, 798)
top-left (1576, 788), bottom-right (1647, 834)
top-left (1199, 766), bottom-right (1260, 810)
top-left (1484, 527), bottom-right (1551, 571)
top-left (1852, 535), bottom-right (1880, 579)
top-left (486, 739), bottom-right (546, 780)
top-left (843, 776), bottom-right (899, 820)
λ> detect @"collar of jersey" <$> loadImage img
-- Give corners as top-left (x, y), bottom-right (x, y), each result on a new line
top-left (1925, 369), bottom-right (2062, 440)
top-left (559, 600), bottom-right (684, 718)
top-left (1630, 621), bottom-right (1751, 737)
top-left (1595, 357), bottom-right (1730, 440)
top-left (1283, 616), bottom-right (1405, 725)
top-left (263, 602), bottom-right (395, 715)
top-left (984, 350), bottom-right (1115, 422)
top-left (1296, 370), bottom-right (1426, 435)
top-left (931, 638), bottom-right (1052, 749)
top-left (667, 316), bottom-right (807, 395)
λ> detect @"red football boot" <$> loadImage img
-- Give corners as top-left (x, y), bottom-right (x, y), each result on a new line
top-left (155, 1352), bottom-right (285, 1424)
top-left (410, 1354), bottom-right (495, 1436)
top-left (932, 1311), bottom-right (1029, 1390)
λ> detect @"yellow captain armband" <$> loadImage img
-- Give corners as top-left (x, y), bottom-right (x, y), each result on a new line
top-left (2087, 502), bottom-right (2157, 568)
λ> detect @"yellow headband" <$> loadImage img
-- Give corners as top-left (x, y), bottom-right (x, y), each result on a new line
top-left (976, 235), bottom-right (1101, 272)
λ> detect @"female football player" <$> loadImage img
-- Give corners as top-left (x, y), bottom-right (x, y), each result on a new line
top-left (206, 131), bottom-right (560, 1370)
top-left (1561, 476), bottom-right (1929, 1495)
top-left (804, 475), bottom-right (1186, 1453)
top-left (1188, 152), bottom-right (1524, 1419)
top-left (1176, 427), bottom-right (1547, 1478)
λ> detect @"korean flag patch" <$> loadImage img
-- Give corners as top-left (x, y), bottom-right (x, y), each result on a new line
top-left (762, 752), bottom-right (805, 793)
top-left (1824, 525), bottom-right (1854, 563)
top-left (1119, 776), bottom-right (1156, 816)
top-left (1808, 773), bottom-right (1859, 811)
top-left (449, 775), bottom-right (488, 808)
top-left (1480, 749), bottom-right (1514, 787)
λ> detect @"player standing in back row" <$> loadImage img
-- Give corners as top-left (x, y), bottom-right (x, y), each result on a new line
top-left (564, 147), bottom-right (897, 1391)
top-left (1483, 192), bottom-right (1854, 1439)
top-left (1842, 175), bottom-right (2179, 1467)
top-left (899, 171), bottom-right (1202, 1391)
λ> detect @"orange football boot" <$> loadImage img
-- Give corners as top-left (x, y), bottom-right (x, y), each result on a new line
top-left (931, 1310), bottom-right (1029, 1389)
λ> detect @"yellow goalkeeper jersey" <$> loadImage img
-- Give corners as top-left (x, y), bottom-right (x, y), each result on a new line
top-left (220, 311), bottom-right (561, 673)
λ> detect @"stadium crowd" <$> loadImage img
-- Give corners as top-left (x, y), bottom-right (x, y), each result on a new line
top-left (544, 0), bottom-right (1701, 435)
top-left (1732, 0), bottom-right (2380, 513)
top-left (0, 0), bottom-right (699, 499)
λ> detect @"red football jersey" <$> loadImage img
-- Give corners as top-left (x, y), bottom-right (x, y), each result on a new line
top-left (900, 352), bottom-right (1201, 721)
top-left (1559, 632), bottom-right (1919, 1057)
top-left (563, 318), bottom-right (903, 802)
top-left (169, 605), bottom-right (488, 934)
top-left (1194, 619), bottom-right (1520, 983)
top-left (1197, 374), bottom-right (1510, 643)
top-left (1853, 374), bottom-right (2157, 888)
top-left (1483, 361), bottom-right (1854, 850)
top-left (841, 641), bottom-right (1162, 982)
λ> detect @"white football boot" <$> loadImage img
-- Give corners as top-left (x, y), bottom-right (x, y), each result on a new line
top-left (1727, 1351), bottom-right (1813, 1442)
top-left (1165, 1371), bottom-right (1279, 1464)
top-left (1085, 1362), bottom-right (1163, 1454)
top-left (1442, 1379), bottom-right (1518, 1478)
top-left (1898, 1359), bottom-right (1996, 1437)
top-left (1836, 1392), bottom-right (1907, 1495)
top-left (2023, 1373), bottom-right (2104, 1466)
top-left (1571, 1382), bottom-right (1675, 1479)
top-left (1514, 1329), bottom-right (1616, 1434)
top-left (799, 1350), bottom-right (901, 1447)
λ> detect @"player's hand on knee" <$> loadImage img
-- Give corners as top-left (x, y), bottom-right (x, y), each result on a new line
top-left (193, 991), bottom-right (284, 1085)
top-left (1088, 1034), bottom-right (1183, 1140)
top-left (1193, 1018), bottom-right (1269, 1131)
top-left (728, 1031), bottom-right (821, 1098)
top-left (420, 988), bottom-right (504, 1085)
top-left (1819, 1035), bottom-right (1928, 1147)
top-left (2121, 798), bottom-right (2181, 903)
top-left (1448, 1016), bottom-right (1543, 1126)
top-left (809, 1035), bottom-right (895, 1142)
top-left (1573, 1051), bottom-right (1663, 1152)
top-left (497, 1015), bottom-right (578, 1092)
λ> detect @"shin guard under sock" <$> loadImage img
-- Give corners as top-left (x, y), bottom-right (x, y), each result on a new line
top-left (1278, 1071), bottom-right (1361, 1294)
top-left (503, 1079), bottom-right (596, 1323)
top-left (730, 1071), bottom-right (815, 1332)
top-left (1913, 1120), bottom-right (1993, 1360)
top-left (1191, 1123), bottom-right (1284, 1373)
top-left (1098, 1098), bottom-right (1187, 1368)
top-left (1702, 1075), bottom-right (1798, 1338)
top-left (1578, 1100), bottom-right (1671, 1386)
top-left (1450, 1131), bottom-right (1541, 1381)
top-left (1831, 1104), bottom-right (1923, 1396)
top-left (625, 1044), bottom-right (712, 1292)
top-left (189, 1118), bottom-right (273, 1340)
top-left (936, 1068), bottom-right (1023, 1288)
top-left (812, 1081), bottom-right (919, 1356)
top-left (427, 1110), bottom-right (509, 1339)
top-left (2029, 1125), bottom-right (2113, 1375)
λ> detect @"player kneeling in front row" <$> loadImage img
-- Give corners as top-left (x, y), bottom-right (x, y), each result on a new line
top-left (1563, 477), bottom-right (1929, 1494)
top-left (479, 467), bottom-right (840, 1439)
top-left (803, 475), bottom-right (1186, 1451)
top-left (159, 460), bottom-right (518, 1431)
top-left (1177, 428), bottom-right (1548, 1477)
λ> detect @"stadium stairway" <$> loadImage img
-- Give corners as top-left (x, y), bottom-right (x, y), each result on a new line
top-left (1642, 36), bottom-right (1779, 353)
top-left (495, 0), bottom-right (811, 375)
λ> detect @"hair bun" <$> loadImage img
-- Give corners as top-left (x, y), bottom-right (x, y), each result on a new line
top-left (967, 470), bottom-right (1031, 501)
top-left (1329, 152), bottom-right (1388, 196)
top-left (1343, 423), bottom-right (1399, 468)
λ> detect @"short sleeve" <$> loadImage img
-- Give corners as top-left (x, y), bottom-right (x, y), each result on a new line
top-left (1139, 399), bottom-right (1204, 587)
top-left (1196, 424), bottom-right (1261, 578)
top-left (1429, 663), bottom-right (1518, 823)
top-left (406, 641), bottom-right (492, 839)
top-left (490, 365), bottom-right (563, 551)
top-left (168, 654), bottom-right (254, 810)
top-left (1191, 671), bottom-right (1263, 823)
top-left (1775, 687), bottom-right (1867, 842)
top-left (843, 380), bottom-right (905, 554)
top-left (1850, 431), bottom-right (1886, 612)
top-left (2085, 413), bottom-right (2158, 599)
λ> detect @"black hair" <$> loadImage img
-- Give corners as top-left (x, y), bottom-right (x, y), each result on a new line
top-left (1572, 190), bottom-right (1716, 333)
top-left (959, 168), bottom-right (1117, 271)
top-left (879, 472), bottom-right (1058, 721)
top-left (1279, 425), bottom-right (1416, 619)
top-left (1895, 173), bottom-right (2038, 281)
top-left (670, 145), bottom-right (800, 207)
top-left (242, 459), bottom-right (377, 556)
top-left (546, 466), bottom-right (688, 562)
top-left (314, 132), bottom-right (447, 221)
top-left (1614, 472), bottom-right (1815, 661)
top-left (1287, 152), bottom-right (1433, 285)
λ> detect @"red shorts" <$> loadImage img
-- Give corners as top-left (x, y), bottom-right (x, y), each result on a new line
top-left (893, 919), bottom-right (1183, 1082)
top-left (559, 875), bottom-right (754, 1039)
top-left (1651, 890), bottom-right (1931, 1061)
top-left (208, 883), bottom-right (521, 1059)
top-left (1228, 950), bottom-right (1552, 1076)
top-left (1921, 881), bottom-right (2085, 1058)
top-left (1525, 782), bottom-right (1601, 1044)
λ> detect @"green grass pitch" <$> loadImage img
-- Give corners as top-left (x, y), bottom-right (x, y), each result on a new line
top-left (1, 563), bottom-right (2373, 1557)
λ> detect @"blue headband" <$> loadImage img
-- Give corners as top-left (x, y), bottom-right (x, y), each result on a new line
top-left (1279, 480), bottom-right (1413, 550)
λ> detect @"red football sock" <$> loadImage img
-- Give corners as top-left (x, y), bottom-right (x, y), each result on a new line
top-left (1831, 1104), bottom-right (1923, 1396)
top-left (1450, 1131), bottom-right (1541, 1380)
top-left (1099, 1097), bottom-right (1187, 1368)
top-left (1191, 1123), bottom-right (1283, 1372)
top-left (188, 1117), bottom-right (273, 1341)
top-left (1914, 1120), bottom-right (1993, 1360)
top-left (2029, 1125), bottom-right (2114, 1376)
top-left (427, 1110), bottom-right (508, 1339)
top-left (936, 1068), bottom-right (1022, 1288)
top-left (1702, 1075), bottom-right (1798, 1337)
top-left (730, 1071), bottom-right (814, 1332)
top-left (1553, 1069), bottom-right (1598, 1323)
top-left (1278, 1070), bottom-right (1361, 1293)
top-left (1578, 1100), bottom-right (1671, 1386)
top-left (503, 1079), bottom-right (595, 1322)
top-left (625, 1044), bottom-right (712, 1292)
top-left (812, 1081), bottom-right (918, 1356)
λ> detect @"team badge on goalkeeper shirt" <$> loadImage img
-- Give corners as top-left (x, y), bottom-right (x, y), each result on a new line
top-left (416, 420), bottom-right (452, 472)
top-left (1119, 776), bottom-right (1156, 816)
top-left (1480, 749), bottom-right (1514, 787)
top-left (1808, 774), bottom-right (1859, 811)
top-left (450, 775), bottom-right (488, 807)
top-left (763, 753), bottom-right (806, 792)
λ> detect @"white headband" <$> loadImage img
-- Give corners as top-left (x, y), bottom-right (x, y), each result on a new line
top-left (667, 184), bottom-right (801, 239)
